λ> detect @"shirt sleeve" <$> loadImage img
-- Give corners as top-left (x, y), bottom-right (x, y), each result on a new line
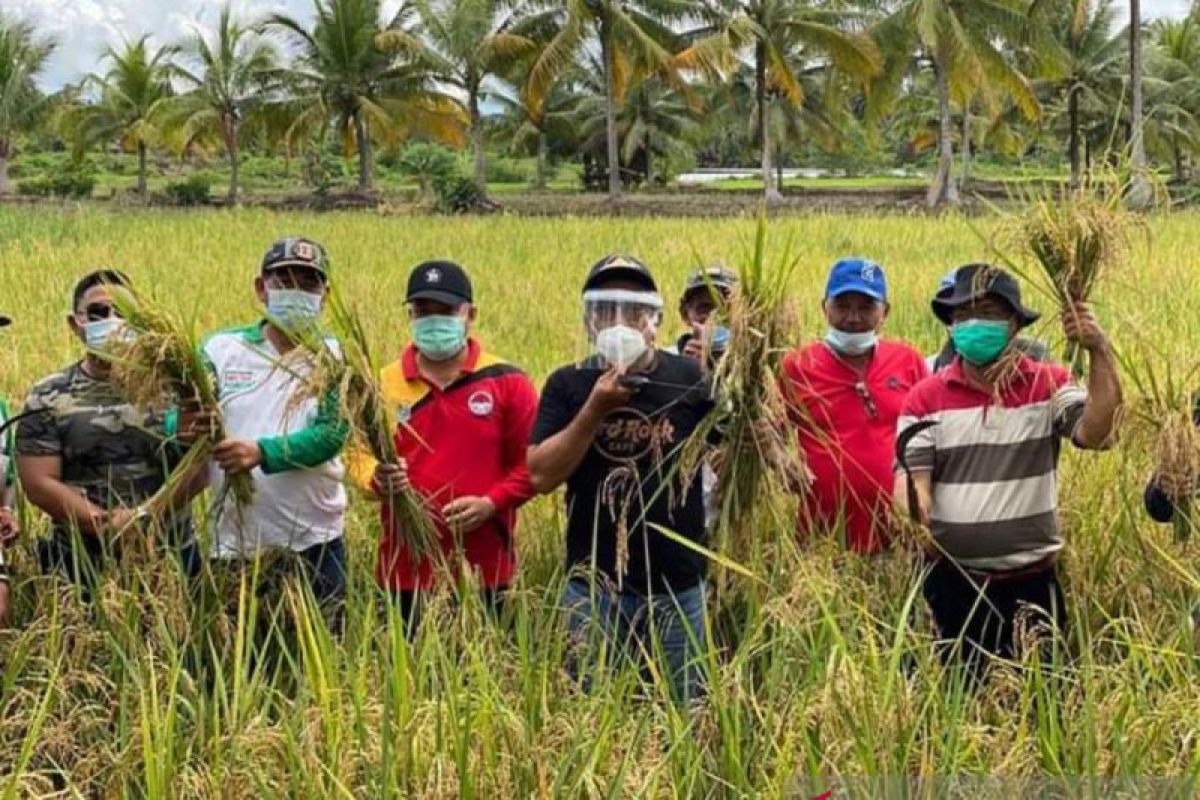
top-left (1049, 370), bottom-right (1089, 442)
top-left (485, 373), bottom-right (540, 514)
top-left (15, 383), bottom-right (61, 457)
top-left (344, 438), bottom-right (380, 496)
top-left (529, 369), bottom-right (577, 446)
top-left (257, 386), bottom-right (350, 474)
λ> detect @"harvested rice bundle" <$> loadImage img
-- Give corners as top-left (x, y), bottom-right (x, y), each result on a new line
top-left (288, 291), bottom-right (439, 563)
top-left (1008, 181), bottom-right (1142, 375)
top-left (1155, 410), bottom-right (1200, 543)
top-left (681, 214), bottom-right (808, 562)
top-left (105, 288), bottom-right (254, 513)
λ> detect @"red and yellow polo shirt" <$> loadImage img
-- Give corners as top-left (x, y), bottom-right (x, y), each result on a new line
top-left (348, 339), bottom-right (538, 590)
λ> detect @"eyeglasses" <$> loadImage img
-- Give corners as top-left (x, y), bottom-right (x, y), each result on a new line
top-left (81, 303), bottom-right (120, 322)
top-left (854, 381), bottom-right (879, 420)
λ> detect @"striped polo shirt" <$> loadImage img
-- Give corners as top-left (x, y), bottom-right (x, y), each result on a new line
top-left (896, 356), bottom-right (1088, 571)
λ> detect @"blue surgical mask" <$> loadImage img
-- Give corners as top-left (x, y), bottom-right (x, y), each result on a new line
top-left (266, 288), bottom-right (323, 330)
top-left (84, 318), bottom-right (127, 352)
top-left (412, 315), bottom-right (468, 361)
top-left (825, 327), bottom-right (877, 356)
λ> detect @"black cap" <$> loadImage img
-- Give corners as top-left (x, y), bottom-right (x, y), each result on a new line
top-left (262, 236), bottom-right (330, 277)
top-left (683, 265), bottom-right (738, 300)
top-left (583, 254), bottom-right (657, 293)
top-left (407, 260), bottom-right (473, 305)
top-left (932, 263), bottom-right (1040, 328)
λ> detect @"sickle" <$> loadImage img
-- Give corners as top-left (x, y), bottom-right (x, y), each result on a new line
top-left (0, 409), bottom-right (46, 440)
top-left (895, 420), bottom-right (939, 523)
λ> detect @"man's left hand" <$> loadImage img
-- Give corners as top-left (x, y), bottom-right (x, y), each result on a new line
top-left (213, 439), bottom-right (262, 475)
top-left (1062, 302), bottom-right (1108, 353)
top-left (443, 496), bottom-right (497, 534)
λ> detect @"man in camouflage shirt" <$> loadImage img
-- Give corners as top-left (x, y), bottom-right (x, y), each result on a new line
top-left (16, 271), bottom-right (193, 585)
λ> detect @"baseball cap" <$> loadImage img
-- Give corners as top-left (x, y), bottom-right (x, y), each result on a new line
top-left (932, 263), bottom-right (1040, 327)
top-left (407, 260), bottom-right (473, 305)
top-left (683, 265), bottom-right (738, 299)
top-left (583, 254), bottom-right (657, 293)
top-left (825, 257), bottom-right (887, 302)
top-left (261, 237), bottom-right (330, 278)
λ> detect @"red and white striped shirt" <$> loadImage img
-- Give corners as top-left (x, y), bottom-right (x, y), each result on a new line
top-left (896, 356), bottom-right (1088, 571)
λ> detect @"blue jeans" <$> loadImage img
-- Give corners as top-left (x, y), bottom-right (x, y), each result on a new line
top-left (181, 537), bottom-right (348, 608)
top-left (562, 577), bottom-right (709, 704)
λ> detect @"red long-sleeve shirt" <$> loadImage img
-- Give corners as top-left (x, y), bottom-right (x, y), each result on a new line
top-left (349, 339), bottom-right (538, 590)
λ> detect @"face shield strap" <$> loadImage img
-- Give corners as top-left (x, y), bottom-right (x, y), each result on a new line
top-left (582, 289), bottom-right (663, 308)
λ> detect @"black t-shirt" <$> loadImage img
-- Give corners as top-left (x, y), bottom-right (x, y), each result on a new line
top-left (531, 353), bottom-right (716, 593)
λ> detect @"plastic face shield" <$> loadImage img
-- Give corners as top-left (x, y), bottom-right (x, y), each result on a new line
top-left (580, 289), bottom-right (664, 368)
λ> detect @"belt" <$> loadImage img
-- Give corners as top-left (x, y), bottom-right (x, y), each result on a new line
top-left (923, 551), bottom-right (1059, 584)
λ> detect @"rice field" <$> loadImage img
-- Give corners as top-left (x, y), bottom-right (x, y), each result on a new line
top-left (0, 206), bottom-right (1199, 797)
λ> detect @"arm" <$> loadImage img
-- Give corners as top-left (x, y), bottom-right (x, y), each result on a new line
top-left (256, 387), bottom-right (350, 474)
top-left (485, 375), bottom-right (539, 513)
top-left (16, 454), bottom-right (106, 536)
top-left (527, 368), bottom-right (632, 494)
top-left (1064, 304), bottom-right (1122, 450)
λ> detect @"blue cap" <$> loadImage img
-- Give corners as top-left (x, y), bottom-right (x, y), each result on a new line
top-left (825, 258), bottom-right (887, 302)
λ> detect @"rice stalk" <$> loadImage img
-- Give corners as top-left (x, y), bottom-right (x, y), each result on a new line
top-left (105, 287), bottom-right (254, 513)
top-left (682, 211), bottom-right (807, 577)
top-left (1003, 177), bottom-right (1144, 375)
top-left (1155, 411), bottom-right (1200, 543)
top-left (285, 291), bottom-right (439, 564)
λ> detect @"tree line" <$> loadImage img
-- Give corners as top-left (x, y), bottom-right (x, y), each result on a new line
top-left (0, 0), bottom-right (1195, 208)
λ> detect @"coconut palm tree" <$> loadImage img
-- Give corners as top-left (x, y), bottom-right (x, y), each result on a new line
top-left (1030, 0), bottom-right (1125, 189)
top-left (1128, 0), bottom-right (1151, 206)
top-left (491, 75), bottom-right (582, 188)
top-left (524, 0), bottom-right (691, 203)
top-left (61, 37), bottom-right (175, 197)
top-left (0, 15), bottom-right (55, 195)
top-left (682, 0), bottom-right (881, 203)
top-left (874, 0), bottom-right (1043, 208)
top-left (265, 0), bottom-right (466, 193)
top-left (1146, 16), bottom-right (1200, 182)
top-left (380, 0), bottom-right (542, 198)
top-left (169, 4), bottom-right (277, 203)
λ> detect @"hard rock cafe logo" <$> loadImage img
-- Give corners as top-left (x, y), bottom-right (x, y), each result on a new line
top-left (594, 408), bottom-right (676, 462)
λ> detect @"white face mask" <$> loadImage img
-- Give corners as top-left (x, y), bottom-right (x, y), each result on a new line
top-left (825, 327), bottom-right (877, 356)
top-left (266, 288), bottom-right (323, 329)
top-left (83, 318), bottom-right (127, 351)
top-left (596, 325), bottom-right (649, 370)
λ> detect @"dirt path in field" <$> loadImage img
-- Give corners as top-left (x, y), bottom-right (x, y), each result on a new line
top-left (0, 181), bottom-right (1035, 216)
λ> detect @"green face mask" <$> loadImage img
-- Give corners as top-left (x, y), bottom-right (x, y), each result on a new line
top-left (950, 319), bottom-right (1012, 365)
top-left (412, 314), bottom-right (467, 361)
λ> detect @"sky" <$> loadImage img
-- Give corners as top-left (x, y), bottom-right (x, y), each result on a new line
top-left (3, 0), bottom-right (1195, 90)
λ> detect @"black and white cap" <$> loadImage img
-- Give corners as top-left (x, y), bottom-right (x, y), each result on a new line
top-left (407, 260), bottom-right (473, 305)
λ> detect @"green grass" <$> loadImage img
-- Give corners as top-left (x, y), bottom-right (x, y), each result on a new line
top-left (0, 207), bottom-right (1198, 795)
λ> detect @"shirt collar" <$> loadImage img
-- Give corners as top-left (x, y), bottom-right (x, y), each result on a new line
top-left (942, 353), bottom-right (1036, 390)
top-left (401, 337), bottom-right (481, 382)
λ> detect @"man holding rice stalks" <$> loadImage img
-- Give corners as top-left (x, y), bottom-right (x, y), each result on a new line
top-left (894, 264), bottom-right (1122, 673)
top-left (781, 258), bottom-right (928, 554)
top-left (926, 267), bottom-right (1050, 373)
top-left (347, 260), bottom-right (538, 629)
top-left (16, 271), bottom-right (196, 589)
top-left (665, 265), bottom-right (737, 533)
top-left (192, 237), bottom-right (349, 609)
top-left (528, 255), bottom-right (718, 704)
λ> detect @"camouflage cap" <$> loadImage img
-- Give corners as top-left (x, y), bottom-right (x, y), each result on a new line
top-left (261, 237), bottom-right (330, 278)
